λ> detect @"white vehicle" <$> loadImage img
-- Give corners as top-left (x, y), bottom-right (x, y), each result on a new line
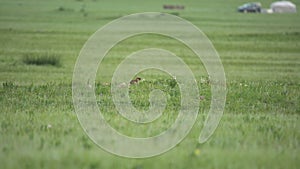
top-left (271, 1), bottom-right (297, 13)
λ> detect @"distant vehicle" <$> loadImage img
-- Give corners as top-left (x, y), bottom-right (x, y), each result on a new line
top-left (238, 2), bottom-right (262, 13)
top-left (271, 1), bottom-right (297, 13)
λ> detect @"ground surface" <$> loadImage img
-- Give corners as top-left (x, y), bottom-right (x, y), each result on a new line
top-left (0, 0), bottom-right (299, 169)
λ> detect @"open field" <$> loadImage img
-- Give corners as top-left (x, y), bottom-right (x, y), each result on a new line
top-left (0, 0), bottom-right (299, 169)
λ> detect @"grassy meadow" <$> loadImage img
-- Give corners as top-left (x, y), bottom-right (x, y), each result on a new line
top-left (0, 0), bottom-right (299, 169)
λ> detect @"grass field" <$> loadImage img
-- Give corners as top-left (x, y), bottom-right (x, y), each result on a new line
top-left (0, 0), bottom-right (299, 168)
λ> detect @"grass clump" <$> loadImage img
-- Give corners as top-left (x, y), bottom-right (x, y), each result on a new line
top-left (23, 53), bottom-right (61, 66)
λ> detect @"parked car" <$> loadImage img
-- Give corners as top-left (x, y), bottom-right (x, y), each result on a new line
top-left (238, 2), bottom-right (262, 13)
top-left (271, 1), bottom-right (297, 13)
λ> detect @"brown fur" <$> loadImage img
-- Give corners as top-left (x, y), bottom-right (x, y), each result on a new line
top-left (130, 77), bottom-right (141, 84)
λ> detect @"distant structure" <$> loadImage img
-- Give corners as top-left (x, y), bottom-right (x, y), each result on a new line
top-left (271, 1), bottom-right (297, 13)
top-left (163, 5), bottom-right (185, 10)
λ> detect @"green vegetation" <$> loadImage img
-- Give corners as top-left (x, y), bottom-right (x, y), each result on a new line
top-left (0, 0), bottom-right (299, 169)
top-left (23, 52), bottom-right (61, 66)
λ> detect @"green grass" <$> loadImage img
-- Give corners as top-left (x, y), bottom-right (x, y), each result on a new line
top-left (22, 52), bottom-right (61, 66)
top-left (0, 0), bottom-right (299, 169)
